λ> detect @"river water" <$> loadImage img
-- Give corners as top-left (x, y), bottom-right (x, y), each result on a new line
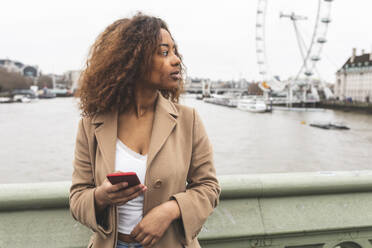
top-left (0, 96), bottom-right (371, 184)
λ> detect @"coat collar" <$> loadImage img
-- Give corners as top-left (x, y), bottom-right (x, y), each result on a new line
top-left (92, 91), bottom-right (179, 177)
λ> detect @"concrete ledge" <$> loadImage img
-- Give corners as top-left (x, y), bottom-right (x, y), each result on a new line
top-left (0, 181), bottom-right (70, 210)
top-left (2, 170), bottom-right (372, 209)
top-left (219, 170), bottom-right (372, 198)
top-left (2, 171), bottom-right (372, 248)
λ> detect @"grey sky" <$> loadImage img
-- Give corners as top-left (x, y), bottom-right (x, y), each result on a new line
top-left (1, 0), bottom-right (371, 82)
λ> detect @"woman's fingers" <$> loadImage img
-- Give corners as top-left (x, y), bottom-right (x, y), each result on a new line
top-left (115, 189), bottom-right (144, 205)
top-left (141, 236), bottom-right (153, 247)
top-left (96, 176), bottom-right (147, 207)
top-left (134, 231), bottom-right (146, 243)
top-left (111, 184), bottom-right (147, 205)
top-left (130, 225), bottom-right (140, 238)
top-left (108, 181), bottom-right (128, 193)
top-left (149, 238), bottom-right (157, 247)
top-left (110, 184), bottom-right (145, 198)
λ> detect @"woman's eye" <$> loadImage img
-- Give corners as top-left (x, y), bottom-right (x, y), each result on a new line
top-left (161, 51), bottom-right (168, 56)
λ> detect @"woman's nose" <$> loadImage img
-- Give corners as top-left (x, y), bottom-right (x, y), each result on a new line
top-left (171, 53), bottom-right (181, 66)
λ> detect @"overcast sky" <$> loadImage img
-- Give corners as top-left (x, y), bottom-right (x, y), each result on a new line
top-left (1, 0), bottom-right (371, 83)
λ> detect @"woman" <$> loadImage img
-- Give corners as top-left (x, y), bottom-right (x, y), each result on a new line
top-left (69, 13), bottom-right (220, 248)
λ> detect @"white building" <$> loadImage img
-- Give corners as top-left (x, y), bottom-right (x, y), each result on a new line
top-left (335, 48), bottom-right (372, 102)
top-left (0, 59), bottom-right (40, 78)
top-left (184, 77), bottom-right (203, 93)
top-left (64, 70), bottom-right (81, 91)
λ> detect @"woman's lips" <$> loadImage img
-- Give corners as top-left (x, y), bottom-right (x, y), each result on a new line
top-left (170, 71), bottom-right (181, 80)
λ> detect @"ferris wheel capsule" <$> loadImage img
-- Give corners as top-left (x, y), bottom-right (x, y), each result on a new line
top-left (317, 37), bottom-right (327, 43)
top-left (311, 56), bottom-right (321, 61)
top-left (321, 18), bottom-right (331, 23)
top-left (304, 71), bottom-right (313, 77)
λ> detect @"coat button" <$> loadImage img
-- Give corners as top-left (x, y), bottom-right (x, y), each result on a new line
top-left (154, 179), bottom-right (162, 189)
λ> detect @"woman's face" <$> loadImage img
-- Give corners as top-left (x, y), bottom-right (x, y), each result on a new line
top-left (147, 28), bottom-right (181, 90)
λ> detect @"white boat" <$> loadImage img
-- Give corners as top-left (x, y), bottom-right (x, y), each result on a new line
top-left (0, 97), bottom-right (12, 103)
top-left (204, 94), bottom-right (237, 107)
top-left (13, 94), bottom-right (32, 103)
top-left (237, 99), bottom-right (268, 113)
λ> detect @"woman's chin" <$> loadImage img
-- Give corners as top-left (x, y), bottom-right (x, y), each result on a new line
top-left (160, 81), bottom-right (180, 90)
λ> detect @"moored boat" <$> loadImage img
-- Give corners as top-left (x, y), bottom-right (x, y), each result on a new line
top-left (204, 94), bottom-right (237, 107)
top-left (0, 96), bottom-right (13, 103)
top-left (310, 123), bottom-right (331, 129)
top-left (329, 122), bottom-right (350, 130)
top-left (310, 122), bottom-right (350, 130)
top-left (237, 99), bottom-right (268, 113)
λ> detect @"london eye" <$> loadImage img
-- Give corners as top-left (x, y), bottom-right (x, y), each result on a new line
top-left (255, 0), bottom-right (335, 104)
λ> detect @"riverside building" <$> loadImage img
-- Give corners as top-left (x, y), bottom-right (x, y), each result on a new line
top-left (335, 48), bottom-right (372, 102)
top-left (0, 58), bottom-right (40, 78)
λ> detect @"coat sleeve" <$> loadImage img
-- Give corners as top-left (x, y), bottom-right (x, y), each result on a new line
top-left (69, 118), bottom-right (113, 239)
top-left (171, 108), bottom-right (221, 245)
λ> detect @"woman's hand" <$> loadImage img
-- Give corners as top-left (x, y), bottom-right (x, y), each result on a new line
top-left (131, 200), bottom-right (180, 247)
top-left (94, 177), bottom-right (147, 213)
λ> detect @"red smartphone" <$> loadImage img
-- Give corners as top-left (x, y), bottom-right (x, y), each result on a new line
top-left (106, 172), bottom-right (140, 187)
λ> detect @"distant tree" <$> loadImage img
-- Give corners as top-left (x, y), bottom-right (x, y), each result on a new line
top-left (37, 75), bottom-right (53, 89)
top-left (0, 68), bottom-right (33, 92)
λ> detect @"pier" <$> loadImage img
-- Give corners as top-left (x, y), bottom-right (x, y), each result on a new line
top-left (2, 171), bottom-right (372, 247)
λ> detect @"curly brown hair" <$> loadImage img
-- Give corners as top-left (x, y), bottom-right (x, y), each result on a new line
top-left (77, 13), bottom-right (184, 117)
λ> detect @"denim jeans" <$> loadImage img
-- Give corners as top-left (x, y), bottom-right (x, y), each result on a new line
top-left (116, 239), bottom-right (144, 248)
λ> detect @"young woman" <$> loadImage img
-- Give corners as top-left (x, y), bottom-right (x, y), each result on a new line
top-left (69, 13), bottom-right (220, 248)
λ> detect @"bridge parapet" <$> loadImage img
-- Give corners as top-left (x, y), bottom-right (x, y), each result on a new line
top-left (1, 171), bottom-right (372, 248)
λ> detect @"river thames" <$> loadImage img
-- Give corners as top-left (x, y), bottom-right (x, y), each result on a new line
top-left (0, 96), bottom-right (371, 184)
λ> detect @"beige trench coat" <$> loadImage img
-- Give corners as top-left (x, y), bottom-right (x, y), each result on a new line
top-left (69, 92), bottom-right (220, 248)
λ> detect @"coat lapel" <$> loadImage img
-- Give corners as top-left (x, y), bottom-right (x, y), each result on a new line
top-left (90, 92), bottom-right (178, 176)
top-left (147, 92), bottom-right (178, 168)
top-left (92, 109), bottom-right (118, 175)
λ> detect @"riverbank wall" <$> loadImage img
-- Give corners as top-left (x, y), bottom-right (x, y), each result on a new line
top-left (318, 100), bottom-right (372, 113)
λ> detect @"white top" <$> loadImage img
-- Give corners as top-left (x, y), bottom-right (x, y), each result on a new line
top-left (115, 138), bottom-right (147, 234)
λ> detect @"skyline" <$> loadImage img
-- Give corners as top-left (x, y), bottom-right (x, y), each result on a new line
top-left (1, 0), bottom-right (371, 83)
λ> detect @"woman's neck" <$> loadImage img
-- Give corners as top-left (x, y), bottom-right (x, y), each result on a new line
top-left (131, 86), bottom-right (158, 118)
